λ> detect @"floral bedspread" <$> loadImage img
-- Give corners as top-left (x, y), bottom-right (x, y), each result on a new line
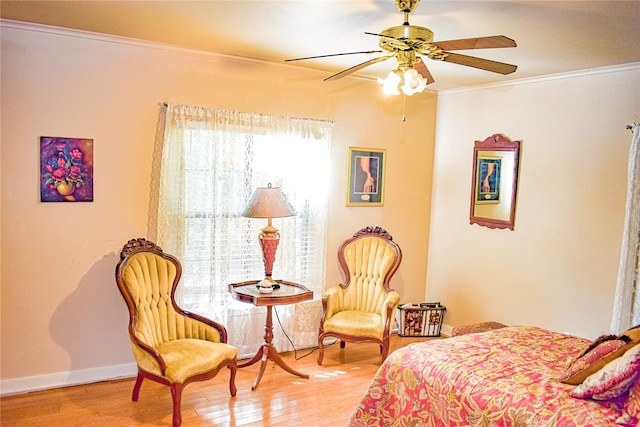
top-left (349, 326), bottom-right (630, 426)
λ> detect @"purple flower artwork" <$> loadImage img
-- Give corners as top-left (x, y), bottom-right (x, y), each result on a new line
top-left (40, 136), bottom-right (94, 202)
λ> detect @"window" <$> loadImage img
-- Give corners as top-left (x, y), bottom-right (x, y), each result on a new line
top-left (153, 104), bottom-right (333, 356)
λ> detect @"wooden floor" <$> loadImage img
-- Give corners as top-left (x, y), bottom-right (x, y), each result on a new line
top-left (1, 335), bottom-right (434, 426)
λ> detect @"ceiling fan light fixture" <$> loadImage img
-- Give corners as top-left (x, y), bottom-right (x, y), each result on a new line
top-left (377, 70), bottom-right (402, 95)
top-left (400, 68), bottom-right (427, 95)
top-left (378, 67), bottom-right (427, 96)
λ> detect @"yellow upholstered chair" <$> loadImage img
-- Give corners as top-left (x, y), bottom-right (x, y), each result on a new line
top-left (115, 238), bottom-right (237, 427)
top-left (318, 226), bottom-right (402, 365)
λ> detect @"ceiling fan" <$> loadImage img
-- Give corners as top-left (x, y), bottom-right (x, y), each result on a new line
top-left (285, 0), bottom-right (517, 96)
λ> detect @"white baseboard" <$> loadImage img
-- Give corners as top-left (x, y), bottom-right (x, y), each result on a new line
top-left (0, 362), bottom-right (138, 396)
top-left (440, 323), bottom-right (453, 337)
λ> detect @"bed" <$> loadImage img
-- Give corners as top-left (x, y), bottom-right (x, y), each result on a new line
top-left (349, 325), bottom-right (640, 426)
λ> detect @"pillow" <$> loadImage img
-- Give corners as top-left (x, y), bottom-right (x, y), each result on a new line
top-left (624, 376), bottom-right (640, 419)
top-left (560, 337), bottom-right (630, 384)
top-left (624, 324), bottom-right (640, 341)
top-left (561, 326), bottom-right (640, 385)
top-left (570, 344), bottom-right (640, 400)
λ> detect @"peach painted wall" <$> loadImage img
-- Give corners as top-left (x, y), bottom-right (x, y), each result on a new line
top-left (427, 65), bottom-right (640, 339)
top-left (0, 22), bottom-right (435, 387)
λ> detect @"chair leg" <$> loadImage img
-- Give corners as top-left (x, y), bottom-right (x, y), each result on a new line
top-left (132, 372), bottom-right (144, 401)
top-left (170, 383), bottom-right (184, 427)
top-left (381, 340), bottom-right (389, 360)
top-left (228, 364), bottom-right (237, 397)
top-left (317, 335), bottom-right (325, 365)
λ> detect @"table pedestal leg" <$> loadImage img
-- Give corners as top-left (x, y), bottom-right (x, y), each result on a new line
top-left (238, 305), bottom-right (309, 390)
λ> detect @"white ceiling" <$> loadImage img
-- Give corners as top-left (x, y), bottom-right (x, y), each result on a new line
top-left (2, 0), bottom-right (639, 91)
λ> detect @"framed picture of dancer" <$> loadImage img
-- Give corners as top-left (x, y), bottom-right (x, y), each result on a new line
top-left (475, 156), bottom-right (502, 204)
top-left (346, 147), bottom-right (385, 206)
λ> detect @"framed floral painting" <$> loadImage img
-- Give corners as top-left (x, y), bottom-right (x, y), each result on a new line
top-left (40, 136), bottom-right (94, 202)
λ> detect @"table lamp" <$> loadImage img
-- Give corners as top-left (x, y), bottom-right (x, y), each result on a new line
top-left (242, 183), bottom-right (296, 293)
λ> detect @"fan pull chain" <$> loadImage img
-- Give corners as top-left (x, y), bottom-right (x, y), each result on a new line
top-left (402, 94), bottom-right (407, 122)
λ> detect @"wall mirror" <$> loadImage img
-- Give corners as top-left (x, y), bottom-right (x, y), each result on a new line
top-left (470, 133), bottom-right (521, 230)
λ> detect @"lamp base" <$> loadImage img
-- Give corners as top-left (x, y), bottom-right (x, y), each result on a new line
top-left (256, 279), bottom-right (280, 294)
top-left (259, 286), bottom-right (273, 294)
top-left (257, 279), bottom-right (280, 293)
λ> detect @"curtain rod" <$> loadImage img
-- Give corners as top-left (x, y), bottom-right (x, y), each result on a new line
top-left (161, 102), bottom-right (335, 125)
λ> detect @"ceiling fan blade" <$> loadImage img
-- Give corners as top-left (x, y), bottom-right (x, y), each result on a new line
top-left (285, 50), bottom-right (383, 62)
top-left (414, 57), bottom-right (435, 84)
top-left (441, 52), bottom-right (517, 75)
top-left (364, 31), bottom-right (392, 38)
top-left (435, 35), bottom-right (516, 51)
top-left (325, 54), bottom-right (395, 81)
top-left (365, 31), bottom-right (412, 50)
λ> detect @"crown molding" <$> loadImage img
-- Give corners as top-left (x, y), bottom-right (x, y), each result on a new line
top-left (0, 18), bottom-right (373, 83)
top-left (439, 62), bottom-right (640, 96)
top-left (0, 18), bottom-right (257, 64)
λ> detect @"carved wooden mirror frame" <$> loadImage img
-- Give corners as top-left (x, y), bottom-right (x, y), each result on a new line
top-left (470, 134), bottom-right (521, 230)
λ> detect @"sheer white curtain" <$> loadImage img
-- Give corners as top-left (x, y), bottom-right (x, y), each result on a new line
top-left (611, 123), bottom-right (640, 333)
top-left (152, 103), bottom-right (333, 358)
